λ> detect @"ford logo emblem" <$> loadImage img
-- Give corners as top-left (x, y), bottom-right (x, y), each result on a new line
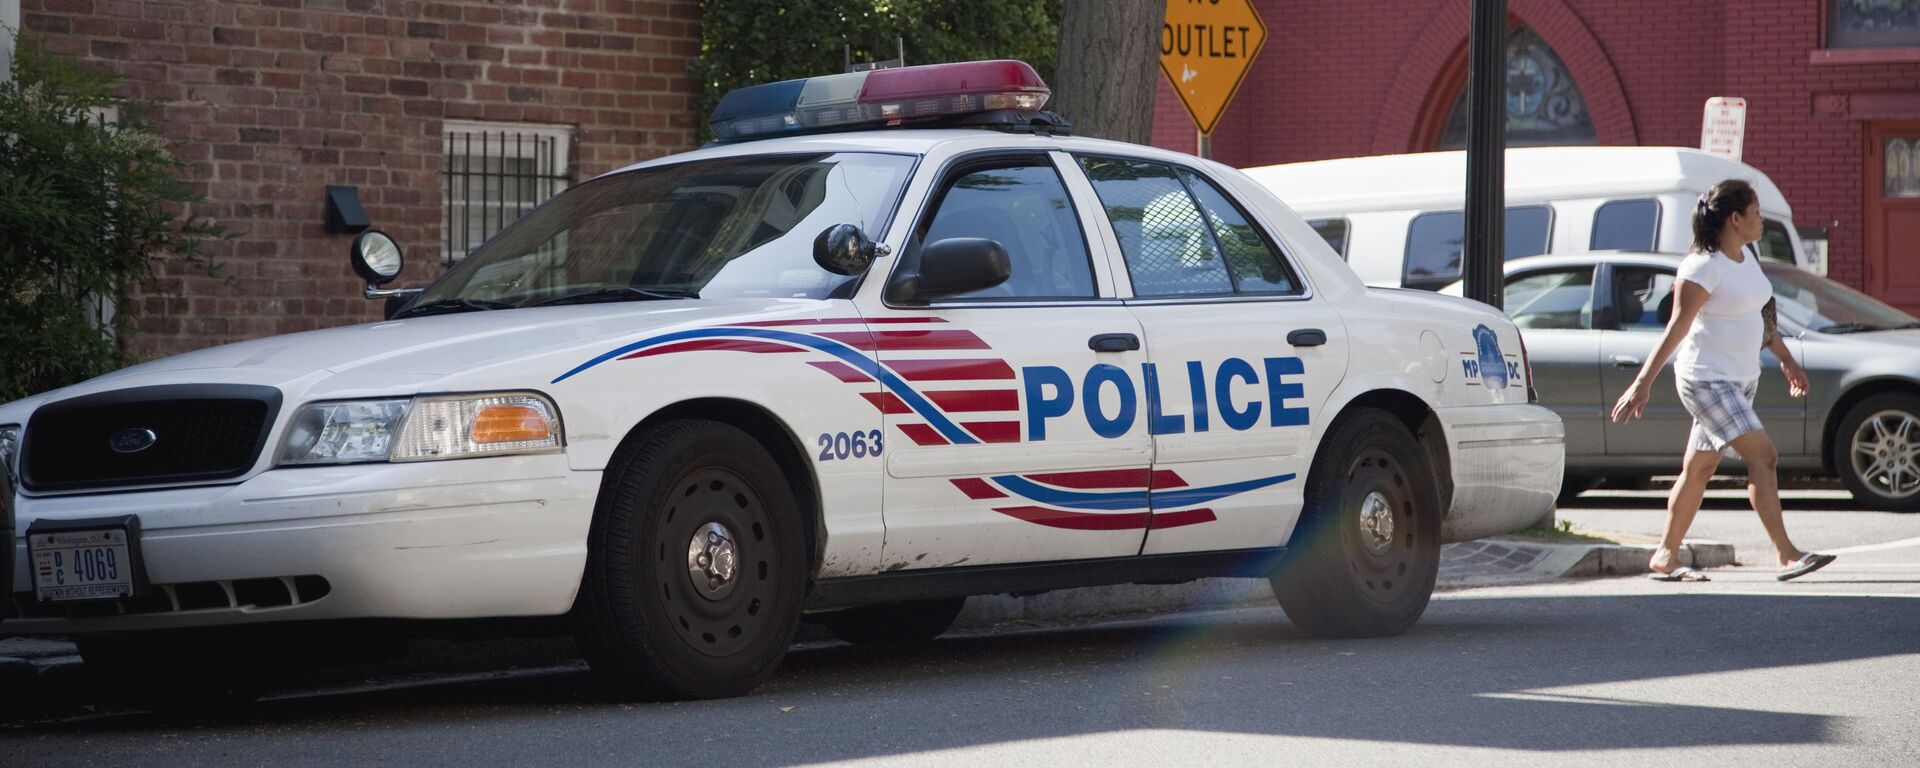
top-left (110, 428), bottom-right (158, 454)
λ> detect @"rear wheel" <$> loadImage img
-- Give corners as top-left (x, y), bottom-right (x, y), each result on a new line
top-left (1834, 392), bottom-right (1920, 512)
top-left (1272, 409), bottom-right (1441, 638)
top-left (575, 421), bottom-right (807, 699)
top-left (820, 598), bottom-right (967, 646)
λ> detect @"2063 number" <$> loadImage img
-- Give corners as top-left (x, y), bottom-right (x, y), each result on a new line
top-left (817, 430), bottom-right (883, 461)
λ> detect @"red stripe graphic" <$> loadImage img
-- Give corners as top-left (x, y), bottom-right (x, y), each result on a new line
top-left (961, 421), bottom-right (1021, 443)
top-left (808, 361), bottom-right (872, 383)
top-left (1150, 470), bottom-right (1188, 489)
top-left (897, 423), bottom-right (949, 446)
top-left (621, 339), bottom-right (798, 359)
top-left (992, 506), bottom-right (1151, 531)
top-left (819, 330), bottom-right (989, 351)
top-left (1148, 508), bottom-right (1218, 530)
top-left (925, 389), bottom-right (1019, 413)
top-left (886, 359), bottom-right (1016, 381)
top-left (949, 478), bottom-right (1006, 500)
top-left (1023, 469), bottom-right (1153, 489)
top-left (860, 392), bottom-right (911, 415)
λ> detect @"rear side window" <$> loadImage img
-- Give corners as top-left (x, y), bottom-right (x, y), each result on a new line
top-left (1754, 219), bottom-right (1794, 263)
top-left (1591, 199), bottom-right (1659, 251)
top-left (1176, 169), bottom-right (1299, 294)
top-left (1403, 206), bottom-right (1553, 290)
top-left (1308, 218), bottom-right (1349, 259)
top-left (1079, 157), bottom-right (1233, 296)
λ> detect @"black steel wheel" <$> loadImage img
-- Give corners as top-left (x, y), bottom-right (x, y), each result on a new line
top-left (821, 597), bottom-right (967, 646)
top-left (1272, 408), bottom-right (1441, 638)
top-left (576, 420), bottom-right (806, 699)
top-left (1834, 392), bottom-right (1920, 513)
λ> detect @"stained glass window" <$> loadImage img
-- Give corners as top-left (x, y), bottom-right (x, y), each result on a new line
top-left (1437, 26), bottom-right (1595, 149)
top-left (1828, 0), bottom-right (1920, 49)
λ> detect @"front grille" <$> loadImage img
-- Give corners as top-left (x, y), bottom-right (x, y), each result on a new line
top-left (4, 575), bottom-right (331, 620)
top-left (20, 385), bottom-right (283, 492)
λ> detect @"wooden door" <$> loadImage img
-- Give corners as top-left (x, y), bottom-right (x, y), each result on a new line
top-left (1866, 121), bottom-right (1920, 314)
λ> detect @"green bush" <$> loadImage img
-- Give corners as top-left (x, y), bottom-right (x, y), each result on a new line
top-left (0, 43), bottom-right (222, 403)
top-left (691, 0), bottom-right (1061, 140)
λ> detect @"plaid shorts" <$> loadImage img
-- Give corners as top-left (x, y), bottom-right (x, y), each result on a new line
top-left (1677, 378), bottom-right (1763, 456)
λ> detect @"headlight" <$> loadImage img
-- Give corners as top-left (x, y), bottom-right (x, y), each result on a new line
top-left (390, 392), bottom-right (562, 462)
top-left (0, 424), bottom-right (19, 475)
top-left (278, 400), bottom-right (411, 465)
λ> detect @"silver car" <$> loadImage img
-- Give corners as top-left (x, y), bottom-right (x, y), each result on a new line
top-left (1459, 252), bottom-right (1920, 511)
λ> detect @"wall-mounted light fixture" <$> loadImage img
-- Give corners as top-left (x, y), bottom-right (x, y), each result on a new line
top-left (324, 185), bottom-right (370, 234)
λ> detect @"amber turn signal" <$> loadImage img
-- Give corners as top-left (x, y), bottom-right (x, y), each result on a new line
top-left (471, 404), bottom-right (552, 444)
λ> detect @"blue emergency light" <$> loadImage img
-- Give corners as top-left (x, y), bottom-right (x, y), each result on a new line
top-left (708, 60), bottom-right (1057, 142)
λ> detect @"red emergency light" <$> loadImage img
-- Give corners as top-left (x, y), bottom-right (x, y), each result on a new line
top-left (708, 60), bottom-right (1055, 142)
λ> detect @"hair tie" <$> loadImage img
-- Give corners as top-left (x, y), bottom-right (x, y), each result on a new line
top-left (1696, 193), bottom-right (1710, 210)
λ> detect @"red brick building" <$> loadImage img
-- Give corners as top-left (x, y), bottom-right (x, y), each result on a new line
top-left (1151, 0), bottom-right (1920, 312)
top-left (17, 0), bottom-right (702, 359)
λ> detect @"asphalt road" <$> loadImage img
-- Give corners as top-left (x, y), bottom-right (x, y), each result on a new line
top-left (4, 489), bottom-right (1917, 767)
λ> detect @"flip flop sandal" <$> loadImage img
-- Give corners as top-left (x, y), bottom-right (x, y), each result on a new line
top-left (1777, 553), bottom-right (1837, 582)
top-left (1648, 567), bottom-right (1710, 582)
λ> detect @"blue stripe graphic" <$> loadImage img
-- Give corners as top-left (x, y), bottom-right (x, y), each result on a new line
top-left (988, 472), bottom-right (1295, 512)
top-left (552, 326), bottom-right (981, 445)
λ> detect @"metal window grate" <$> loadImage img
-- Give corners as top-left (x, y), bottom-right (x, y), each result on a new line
top-left (443, 129), bottom-right (572, 263)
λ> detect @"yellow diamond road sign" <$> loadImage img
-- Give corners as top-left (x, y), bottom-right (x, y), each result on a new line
top-left (1160, 0), bottom-right (1267, 136)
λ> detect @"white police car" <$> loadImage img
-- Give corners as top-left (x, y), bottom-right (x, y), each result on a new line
top-left (0, 61), bottom-right (1563, 700)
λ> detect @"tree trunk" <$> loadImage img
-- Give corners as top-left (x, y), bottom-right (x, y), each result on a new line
top-left (1052, 0), bottom-right (1165, 144)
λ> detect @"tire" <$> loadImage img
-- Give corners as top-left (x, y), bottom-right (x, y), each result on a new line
top-left (1556, 473), bottom-right (1599, 506)
top-left (76, 630), bottom-right (273, 710)
top-left (821, 598), bottom-right (967, 646)
top-left (1833, 392), bottom-right (1920, 513)
top-left (575, 420), bottom-right (807, 699)
top-left (1272, 409), bottom-right (1441, 638)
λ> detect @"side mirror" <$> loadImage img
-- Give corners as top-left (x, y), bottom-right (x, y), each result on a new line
top-left (813, 224), bottom-right (888, 276)
top-left (898, 237), bottom-right (1011, 301)
top-left (350, 230), bottom-right (405, 286)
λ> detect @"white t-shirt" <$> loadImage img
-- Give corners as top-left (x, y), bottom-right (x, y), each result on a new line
top-left (1674, 248), bottom-right (1772, 383)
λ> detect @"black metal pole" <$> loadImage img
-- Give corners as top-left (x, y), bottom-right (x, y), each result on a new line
top-left (1463, 0), bottom-right (1506, 309)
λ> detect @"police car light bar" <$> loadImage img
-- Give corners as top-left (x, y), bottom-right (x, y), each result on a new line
top-left (708, 60), bottom-right (1052, 142)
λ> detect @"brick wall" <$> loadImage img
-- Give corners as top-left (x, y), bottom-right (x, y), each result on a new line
top-left (1150, 0), bottom-right (1920, 297)
top-left (20, 0), bottom-right (702, 360)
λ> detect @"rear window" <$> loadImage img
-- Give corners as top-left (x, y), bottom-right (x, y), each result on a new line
top-left (1403, 206), bottom-right (1553, 290)
top-left (1308, 218), bottom-right (1349, 259)
top-left (1590, 199), bottom-right (1659, 251)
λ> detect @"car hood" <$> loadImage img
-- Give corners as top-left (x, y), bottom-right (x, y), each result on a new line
top-left (0, 299), bottom-right (826, 415)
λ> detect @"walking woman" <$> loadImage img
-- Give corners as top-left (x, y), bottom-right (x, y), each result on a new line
top-left (1610, 179), bottom-right (1836, 582)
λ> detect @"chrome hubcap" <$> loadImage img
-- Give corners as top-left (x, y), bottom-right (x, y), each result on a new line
top-left (686, 521), bottom-right (739, 600)
top-left (1359, 490), bottom-right (1395, 552)
top-left (1851, 410), bottom-right (1920, 499)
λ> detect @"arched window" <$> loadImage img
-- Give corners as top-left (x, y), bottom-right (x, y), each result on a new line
top-left (1437, 26), bottom-right (1595, 149)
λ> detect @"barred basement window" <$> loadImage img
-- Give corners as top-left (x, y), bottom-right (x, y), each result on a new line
top-left (442, 120), bottom-right (573, 263)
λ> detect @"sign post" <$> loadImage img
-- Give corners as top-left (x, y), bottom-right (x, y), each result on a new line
top-left (1159, 0), bottom-right (1267, 156)
top-left (1701, 97), bottom-right (1747, 162)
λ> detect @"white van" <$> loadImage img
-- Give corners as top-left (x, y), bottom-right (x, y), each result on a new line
top-left (1243, 147), bottom-right (1813, 290)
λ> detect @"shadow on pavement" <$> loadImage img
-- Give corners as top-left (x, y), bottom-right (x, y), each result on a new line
top-left (4, 590), bottom-right (1913, 764)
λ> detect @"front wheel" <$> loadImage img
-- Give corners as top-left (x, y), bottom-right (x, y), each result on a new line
top-left (1272, 409), bottom-right (1441, 638)
top-left (575, 420), bottom-right (808, 699)
top-left (1834, 392), bottom-right (1920, 512)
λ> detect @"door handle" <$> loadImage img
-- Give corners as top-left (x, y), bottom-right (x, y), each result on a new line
top-left (1088, 333), bottom-right (1140, 352)
top-left (1612, 355), bottom-right (1642, 368)
top-left (1287, 328), bottom-right (1328, 347)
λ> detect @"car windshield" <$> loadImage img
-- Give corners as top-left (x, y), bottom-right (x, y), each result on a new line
top-left (412, 152), bottom-right (916, 308)
top-left (1763, 262), bottom-right (1920, 334)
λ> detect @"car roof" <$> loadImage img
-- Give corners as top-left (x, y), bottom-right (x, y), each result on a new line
top-left (595, 129), bottom-right (1226, 179)
top-left (1242, 146), bottom-right (1794, 218)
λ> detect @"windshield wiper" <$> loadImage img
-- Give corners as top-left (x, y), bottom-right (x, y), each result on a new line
top-left (1817, 322), bottom-right (1886, 334)
top-left (392, 298), bottom-right (515, 319)
top-left (531, 287), bottom-right (701, 307)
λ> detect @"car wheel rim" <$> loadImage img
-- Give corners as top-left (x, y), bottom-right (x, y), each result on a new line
top-left (653, 467), bottom-right (775, 658)
top-left (1345, 446), bottom-right (1417, 603)
top-left (1850, 409), bottom-right (1920, 500)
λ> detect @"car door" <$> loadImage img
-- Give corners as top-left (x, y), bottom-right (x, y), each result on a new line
top-left (1501, 266), bottom-right (1605, 459)
top-left (1072, 155), bottom-right (1348, 556)
top-left (1599, 264), bottom-right (1805, 458)
top-left (861, 152), bottom-right (1152, 569)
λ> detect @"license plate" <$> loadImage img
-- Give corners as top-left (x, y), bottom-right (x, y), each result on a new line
top-left (28, 516), bottom-right (145, 603)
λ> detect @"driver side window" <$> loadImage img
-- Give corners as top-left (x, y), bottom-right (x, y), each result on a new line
top-left (919, 161), bottom-right (1095, 301)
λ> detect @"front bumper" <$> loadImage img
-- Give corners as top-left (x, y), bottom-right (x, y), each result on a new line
top-left (1433, 403), bottom-right (1565, 542)
top-left (4, 455), bottom-right (600, 636)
